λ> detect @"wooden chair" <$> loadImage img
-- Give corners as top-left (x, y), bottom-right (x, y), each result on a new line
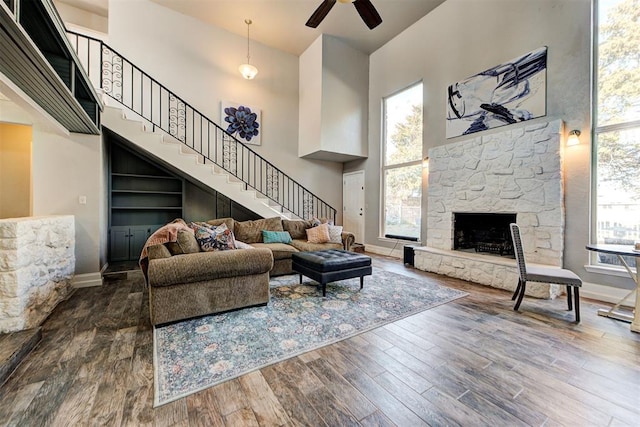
top-left (509, 223), bottom-right (582, 322)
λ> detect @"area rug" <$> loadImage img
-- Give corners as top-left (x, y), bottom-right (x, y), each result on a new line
top-left (153, 268), bottom-right (467, 406)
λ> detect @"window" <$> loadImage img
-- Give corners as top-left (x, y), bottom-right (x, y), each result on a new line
top-left (594, 0), bottom-right (640, 266)
top-left (382, 82), bottom-right (423, 240)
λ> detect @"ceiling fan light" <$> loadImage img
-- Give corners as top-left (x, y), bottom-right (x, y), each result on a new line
top-left (239, 63), bottom-right (258, 80)
top-left (337, 0), bottom-right (355, 3)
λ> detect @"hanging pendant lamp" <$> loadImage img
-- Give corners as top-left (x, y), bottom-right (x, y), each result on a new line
top-left (238, 19), bottom-right (258, 80)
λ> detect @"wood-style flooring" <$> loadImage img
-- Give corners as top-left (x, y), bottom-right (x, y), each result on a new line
top-left (1, 254), bottom-right (639, 426)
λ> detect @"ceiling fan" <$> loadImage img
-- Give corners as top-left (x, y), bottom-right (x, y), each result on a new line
top-left (306, 0), bottom-right (383, 30)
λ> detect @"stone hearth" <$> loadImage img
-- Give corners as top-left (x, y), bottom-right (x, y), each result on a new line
top-left (415, 119), bottom-right (565, 298)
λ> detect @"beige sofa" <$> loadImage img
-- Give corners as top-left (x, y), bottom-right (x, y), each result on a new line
top-left (214, 216), bottom-right (355, 276)
top-left (146, 217), bottom-right (355, 325)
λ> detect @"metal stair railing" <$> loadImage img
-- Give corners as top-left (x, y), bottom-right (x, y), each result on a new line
top-left (67, 31), bottom-right (336, 222)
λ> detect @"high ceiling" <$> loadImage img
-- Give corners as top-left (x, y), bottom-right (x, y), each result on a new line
top-left (59, 0), bottom-right (446, 55)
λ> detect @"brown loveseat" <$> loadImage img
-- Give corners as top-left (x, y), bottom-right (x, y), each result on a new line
top-left (145, 217), bottom-right (355, 325)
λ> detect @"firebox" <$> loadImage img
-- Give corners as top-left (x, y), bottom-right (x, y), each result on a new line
top-left (453, 213), bottom-right (516, 256)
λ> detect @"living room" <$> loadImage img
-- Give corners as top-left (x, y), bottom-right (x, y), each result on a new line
top-left (1, 0), bottom-right (639, 425)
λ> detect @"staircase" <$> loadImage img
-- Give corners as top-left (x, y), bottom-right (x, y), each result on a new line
top-left (68, 32), bottom-right (336, 222)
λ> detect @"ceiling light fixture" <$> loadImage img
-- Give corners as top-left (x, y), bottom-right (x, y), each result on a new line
top-left (238, 19), bottom-right (258, 80)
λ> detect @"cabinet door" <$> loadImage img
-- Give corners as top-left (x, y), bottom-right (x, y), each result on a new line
top-left (129, 226), bottom-right (152, 260)
top-left (110, 226), bottom-right (130, 262)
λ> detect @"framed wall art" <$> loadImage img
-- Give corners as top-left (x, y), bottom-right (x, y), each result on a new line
top-left (446, 46), bottom-right (547, 138)
top-left (220, 101), bottom-right (261, 145)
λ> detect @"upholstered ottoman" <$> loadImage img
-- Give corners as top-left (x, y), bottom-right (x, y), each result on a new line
top-left (291, 249), bottom-right (372, 296)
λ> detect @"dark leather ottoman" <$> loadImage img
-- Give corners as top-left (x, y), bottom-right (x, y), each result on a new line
top-left (291, 249), bottom-right (372, 296)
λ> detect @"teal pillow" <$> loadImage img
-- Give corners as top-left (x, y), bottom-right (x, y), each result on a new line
top-left (262, 230), bottom-right (292, 244)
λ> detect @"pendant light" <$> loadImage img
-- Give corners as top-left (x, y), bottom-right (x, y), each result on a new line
top-left (238, 19), bottom-right (258, 80)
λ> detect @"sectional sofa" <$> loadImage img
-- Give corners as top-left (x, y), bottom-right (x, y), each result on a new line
top-left (146, 217), bottom-right (356, 325)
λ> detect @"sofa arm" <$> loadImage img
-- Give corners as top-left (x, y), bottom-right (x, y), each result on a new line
top-left (148, 248), bottom-right (273, 287)
top-left (148, 244), bottom-right (172, 260)
top-left (341, 231), bottom-right (356, 251)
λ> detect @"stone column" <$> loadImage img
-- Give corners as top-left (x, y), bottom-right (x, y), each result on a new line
top-left (0, 216), bottom-right (75, 333)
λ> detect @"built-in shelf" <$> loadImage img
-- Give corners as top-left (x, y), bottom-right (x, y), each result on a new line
top-left (111, 190), bottom-right (182, 195)
top-left (109, 142), bottom-right (184, 261)
top-left (111, 206), bottom-right (183, 210)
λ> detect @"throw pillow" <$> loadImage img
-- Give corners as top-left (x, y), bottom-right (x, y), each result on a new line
top-left (327, 225), bottom-right (343, 244)
top-left (165, 230), bottom-right (200, 255)
top-left (234, 240), bottom-right (255, 250)
top-left (310, 217), bottom-right (334, 227)
top-left (306, 223), bottom-right (330, 243)
top-left (262, 230), bottom-right (292, 244)
top-left (190, 222), bottom-right (236, 251)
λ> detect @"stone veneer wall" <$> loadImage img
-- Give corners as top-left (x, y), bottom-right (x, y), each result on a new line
top-left (415, 119), bottom-right (565, 298)
top-left (0, 216), bottom-right (75, 333)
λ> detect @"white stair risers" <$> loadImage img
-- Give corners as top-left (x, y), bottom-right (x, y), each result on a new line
top-left (102, 106), bottom-right (290, 220)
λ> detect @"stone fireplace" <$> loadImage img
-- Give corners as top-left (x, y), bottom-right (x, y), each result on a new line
top-left (415, 119), bottom-right (565, 298)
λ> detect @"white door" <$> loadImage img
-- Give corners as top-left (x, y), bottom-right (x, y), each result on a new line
top-left (343, 171), bottom-right (365, 243)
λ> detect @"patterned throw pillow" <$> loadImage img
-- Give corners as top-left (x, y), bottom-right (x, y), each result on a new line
top-left (306, 223), bottom-right (330, 243)
top-left (310, 217), bottom-right (334, 227)
top-left (327, 225), bottom-right (343, 244)
top-left (190, 222), bottom-right (236, 251)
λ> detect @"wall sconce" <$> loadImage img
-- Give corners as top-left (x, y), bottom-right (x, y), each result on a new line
top-left (566, 130), bottom-right (581, 146)
top-left (422, 156), bottom-right (430, 169)
top-left (238, 19), bottom-right (258, 80)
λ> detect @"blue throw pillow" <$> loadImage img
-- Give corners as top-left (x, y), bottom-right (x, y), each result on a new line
top-left (262, 230), bottom-right (292, 244)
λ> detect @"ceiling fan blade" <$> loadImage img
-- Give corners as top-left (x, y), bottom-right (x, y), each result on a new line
top-left (353, 0), bottom-right (382, 29)
top-left (306, 0), bottom-right (337, 28)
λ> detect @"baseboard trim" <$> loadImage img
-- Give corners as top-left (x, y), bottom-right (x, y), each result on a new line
top-left (363, 244), bottom-right (403, 259)
top-left (581, 281), bottom-right (635, 308)
top-left (72, 272), bottom-right (103, 288)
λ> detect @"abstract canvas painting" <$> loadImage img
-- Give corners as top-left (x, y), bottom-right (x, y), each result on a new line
top-left (446, 47), bottom-right (547, 138)
top-left (220, 101), bottom-right (261, 145)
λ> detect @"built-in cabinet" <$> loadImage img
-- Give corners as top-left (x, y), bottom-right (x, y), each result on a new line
top-left (109, 143), bottom-right (184, 261)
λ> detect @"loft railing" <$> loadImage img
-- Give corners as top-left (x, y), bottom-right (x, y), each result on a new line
top-left (67, 31), bottom-right (336, 222)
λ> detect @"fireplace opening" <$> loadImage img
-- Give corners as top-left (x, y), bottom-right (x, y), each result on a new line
top-left (453, 213), bottom-right (516, 257)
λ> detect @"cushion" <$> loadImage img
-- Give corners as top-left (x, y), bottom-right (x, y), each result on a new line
top-left (262, 230), bottom-right (292, 244)
top-left (206, 217), bottom-right (235, 232)
top-left (282, 219), bottom-right (313, 240)
top-left (234, 217), bottom-right (284, 244)
top-left (190, 222), bottom-right (236, 251)
top-left (306, 223), bottom-right (330, 243)
top-left (251, 242), bottom-right (298, 260)
top-left (310, 217), bottom-right (334, 227)
top-left (165, 229), bottom-right (200, 255)
top-left (327, 225), bottom-right (343, 244)
top-left (290, 239), bottom-right (342, 252)
top-left (234, 240), bottom-right (255, 250)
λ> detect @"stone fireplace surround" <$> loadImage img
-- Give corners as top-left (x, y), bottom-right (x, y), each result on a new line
top-left (415, 119), bottom-right (565, 298)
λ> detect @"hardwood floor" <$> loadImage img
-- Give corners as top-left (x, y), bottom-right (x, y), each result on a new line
top-left (1, 254), bottom-right (639, 426)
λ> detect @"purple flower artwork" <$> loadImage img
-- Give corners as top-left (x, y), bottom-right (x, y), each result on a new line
top-left (221, 102), bottom-right (261, 145)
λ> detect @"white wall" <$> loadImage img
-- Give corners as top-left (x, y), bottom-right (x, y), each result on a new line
top-left (108, 0), bottom-right (344, 222)
top-left (346, 0), bottom-right (626, 288)
top-left (299, 35), bottom-right (369, 161)
top-left (31, 128), bottom-right (104, 276)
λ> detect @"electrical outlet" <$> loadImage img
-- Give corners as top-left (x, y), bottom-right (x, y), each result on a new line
top-left (79, 196), bottom-right (87, 205)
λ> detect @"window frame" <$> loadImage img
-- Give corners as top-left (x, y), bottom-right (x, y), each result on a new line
top-left (380, 81), bottom-right (423, 241)
top-left (590, 0), bottom-right (640, 270)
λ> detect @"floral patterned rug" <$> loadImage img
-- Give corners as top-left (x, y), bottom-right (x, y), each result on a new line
top-left (153, 268), bottom-right (467, 406)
